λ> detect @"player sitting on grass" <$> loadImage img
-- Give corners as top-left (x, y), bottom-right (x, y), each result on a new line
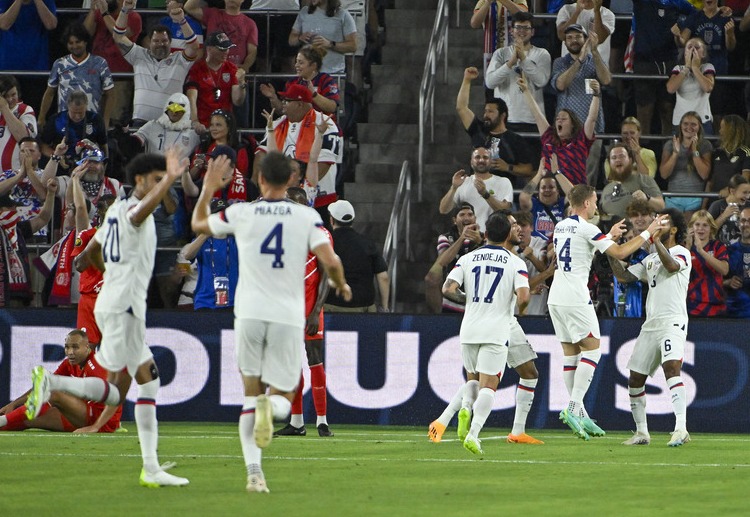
top-left (0, 329), bottom-right (121, 433)
top-left (608, 208), bottom-right (692, 447)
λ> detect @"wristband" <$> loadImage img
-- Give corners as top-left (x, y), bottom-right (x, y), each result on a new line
top-left (312, 90), bottom-right (318, 98)
top-left (267, 129), bottom-right (275, 132)
top-left (51, 155), bottom-right (62, 162)
top-left (639, 230), bottom-right (651, 242)
top-left (331, 41), bottom-right (336, 49)
top-left (554, 169), bottom-right (561, 175)
top-left (113, 24), bottom-right (127, 35)
top-left (178, 18), bottom-right (189, 25)
top-left (592, 93), bottom-right (601, 97)
top-left (103, 12), bottom-right (111, 17)
top-left (482, 191), bottom-right (490, 200)
top-left (693, 150), bottom-right (700, 157)
top-left (120, 7), bottom-right (130, 14)
top-left (508, 164), bottom-right (514, 173)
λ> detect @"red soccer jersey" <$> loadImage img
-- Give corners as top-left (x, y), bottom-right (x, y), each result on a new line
top-left (688, 239), bottom-right (728, 317)
top-left (304, 227), bottom-right (333, 316)
top-left (185, 59), bottom-right (239, 127)
top-left (71, 227), bottom-right (103, 295)
top-left (54, 351), bottom-right (123, 427)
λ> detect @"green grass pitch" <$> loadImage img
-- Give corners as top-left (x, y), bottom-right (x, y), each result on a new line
top-left (1, 423), bottom-right (746, 516)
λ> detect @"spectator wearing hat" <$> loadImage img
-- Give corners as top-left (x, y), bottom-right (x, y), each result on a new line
top-left (425, 202), bottom-right (484, 314)
top-left (40, 91), bottom-right (108, 174)
top-left (38, 23), bottom-right (114, 134)
top-left (130, 93), bottom-right (199, 161)
top-left (255, 83), bottom-right (341, 211)
top-left (62, 142), bottom-right (124, 234)
top-left (185, 31), bottom-right (247, 132)
top-left (183, 144), bottom-right (248, 207)
top-left (556, 0), bottom-right (615, 67)
top-left (111, 0), bottom-right (199, 126)
top-left (324, 199), bottom-right (389, 312)
top-left (0, 177), bottom-right (57, 307)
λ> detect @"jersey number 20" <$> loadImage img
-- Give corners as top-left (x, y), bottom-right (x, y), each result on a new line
top-left (102, 218), bottom-right (121, 263)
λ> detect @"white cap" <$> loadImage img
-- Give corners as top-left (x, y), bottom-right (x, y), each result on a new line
top-left (328, 200), bottom-right (355, 223)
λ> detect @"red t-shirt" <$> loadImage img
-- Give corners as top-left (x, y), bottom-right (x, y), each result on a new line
top-left (304, 227), bottom-right (333, 316)
top-left (71, 227), bottom-right (103, 295)
top-left (92, 10), bottom-right (142, 73)
top-left (185, 59), bottom-right (239, 126)
top-left (54, 352), bottom-right (123, 427)
top-left (201, 8), bottom-right (258, 67)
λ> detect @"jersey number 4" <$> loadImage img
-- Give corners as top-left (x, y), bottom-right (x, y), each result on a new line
top-left (470, 265), bottom-right (505, 303)
top-left (102, 218), bottom-right (121, 263)
top-left (261, 223), bottom-right (285, 268)
top-left (554, 237), bottom-right (572, 272)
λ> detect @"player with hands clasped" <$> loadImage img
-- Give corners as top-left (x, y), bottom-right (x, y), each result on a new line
top-left (191, 150), bottom-right (350, 493)
top-left (608, 209), bottom-right (692, 446)
top-left (549, 185), bottom-right (667, 440)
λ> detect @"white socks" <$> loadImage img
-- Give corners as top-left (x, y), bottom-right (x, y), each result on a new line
top-left (462, 379), bottom-right (479, 410)
top-left (239, 396), bottom-right (262, 473)
top-left (436, 384), bottom-right (464, 427)
top-left (269, 394), bottom-right (291, 421)
top-left (628, 386), bottom-right (648, 435)
top-left (468, 387), bottom-right (495, 439)
top-left (570, 349), bottom-right (601, 414)
top-left (290, 413), bottom-right (304, 428)
top-left (667, 376), bottom-right (687, 431)
top-left (511, 378), bottom-right (537, 436)
top-left (135, 378), bottom-right (160, 473)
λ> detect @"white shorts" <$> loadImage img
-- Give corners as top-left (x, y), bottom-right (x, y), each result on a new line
top-left (235, 318), bottom-right (303, 393)
top-left (462, 342), bottom-right (509, 377)
top-left (507, 319), bottom-right (538, 369)
top-left (548, 303), bottom-right (601, 344)
top-left (627, 325), bottom-right (686, 377)
top-left (95, 310), bottom-right (153, 376)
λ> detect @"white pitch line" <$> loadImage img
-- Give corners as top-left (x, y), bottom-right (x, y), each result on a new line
top-left (0, 450), bottom-right (748, 469)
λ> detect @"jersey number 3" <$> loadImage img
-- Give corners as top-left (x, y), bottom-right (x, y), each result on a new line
top-left (261, 223), bottom-right (285, 268)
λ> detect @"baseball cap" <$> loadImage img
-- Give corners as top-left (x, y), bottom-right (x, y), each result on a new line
top-left (205, 31), bottom-right (236, 50)
top-left (328, 200), bottom-right (355, 223)
top-left (209, 144), bottom-right (237, 164)
top-left (76, 146), bottom-right (106, 165)
top-left (277, 84), bottom-right (313, 104)
top-left (564, 24), bottom-right (587, 36)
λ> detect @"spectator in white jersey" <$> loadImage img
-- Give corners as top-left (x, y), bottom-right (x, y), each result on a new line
top-left (607, 208), bottom-right (693, 447)
top-left (111, 0), bottom-right (199, 126)
top-left (549, 184), bottom-right (666, 441)
top-left (442, 210), bottom-right (531, 455)
top-left (26, 149), bottom-right (190, 487)
top-left (191, 150), bottom-right (351, 493)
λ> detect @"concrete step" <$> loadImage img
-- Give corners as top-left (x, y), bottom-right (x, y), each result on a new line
top-left (345, 182), bottom-right (399, 203)
top-left (344, 200), bottom-right (396, 224)
top-left (371, 64), bottom-right (474, 88)
top-left (394, 0), bottom-right (442, 10)
top-left (386, 28), bottom-right (480, 47)
top-left (357, 123), bottom-right (419, 144)
top-left (367, 103), bottom-right (418, 123)
top-left (354, 162), bottom-right (404, 183)
top-left (382, 45), bottom-right (483, 68)
top-left (385, 9), bottom-right (437, 28)
top-left (372, 83), bottom-right (421, 105)
top-left (359, 141), bottom-right (469, 165)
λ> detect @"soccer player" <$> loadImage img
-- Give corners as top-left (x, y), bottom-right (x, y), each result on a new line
top-left (550, 184), bottom-right (666, 440)
top-left (0, 329), bottom-right (121, 433)
top-left (275, 186), bottom-right (334, 437)
top-left (442, 211), bottom-right (531, 455)
top-left (429, 213), bottom-right (546, 445)
top-left (26, 149), bottom-right (189, 487)
top-left (608, 209), bottom-right (692, 447)
top-left (191, 151), bottom-right (351, 493)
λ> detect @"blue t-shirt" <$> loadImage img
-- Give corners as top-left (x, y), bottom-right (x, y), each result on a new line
top-left (632, 0), bottom-right (695, 61)
top-left (194, 236), bottom-right (239, 310)
top-left (681, 11), bottom-right (730, 74)
top-left (530, 195), bottom-right (564, 241)
top-left (0, 0), bottom-right (55, 70)
top-left (613, 247), bottom-right (649, 317)
top-left (726, 241), bottom-right (750, 318)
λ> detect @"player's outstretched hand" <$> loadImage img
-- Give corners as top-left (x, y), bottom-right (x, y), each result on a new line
top-left (646, 214), bottom-right (669, 237)
top-left (165, 147), bottom-right (189, 181)
top-left (608, 219), bottom-right (627, 241)
top-left (203, 154), bottom-right (233, 192)
top-left (73, 425), bottom-right (100, 434)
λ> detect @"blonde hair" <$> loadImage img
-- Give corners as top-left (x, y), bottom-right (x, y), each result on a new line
top-left (689, 209), bottom-right (718, 239)
top-left (621, 116), bottom-right (641, 132)
top-left (719, 114), bottom-right (750, 154)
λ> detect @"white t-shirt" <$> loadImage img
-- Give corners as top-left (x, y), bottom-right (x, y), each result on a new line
top-left (548, 215), bottom-right (614, 305)
top-left (207, 198), bottom-right (329, 327)
top-left (452, 174), bottom-right (513, 232)
top-left (628, 244), bottom-right (691, 331)
top-left (447, 244), bottom-right (529, 345)
top-left (671, 63), bottom-right (715, 126)
top-left (124, 46), bottom-right (194, 121)
top-left (556, 6), bottom-right (616, 66)
top-left (135, 121), bottom-right (200, 160)
top-left (93, 196), bottom-right (157, 320)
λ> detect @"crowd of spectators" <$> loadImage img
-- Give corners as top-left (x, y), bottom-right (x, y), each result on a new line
top-left (430, 2), bottom-right (750, 319)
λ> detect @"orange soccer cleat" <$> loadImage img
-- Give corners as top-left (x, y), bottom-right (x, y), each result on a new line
top-left (428, 421), bottom-right (446, 443)
top-left (507, 433), bottom-right (544, 445)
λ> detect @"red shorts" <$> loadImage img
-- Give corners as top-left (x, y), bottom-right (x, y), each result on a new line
top-left (59, 402), bottom-right (118, 433)
top-left (305, 310), bottom-right (325, 341)
top-left (77, 293), bottom-right (101, 345)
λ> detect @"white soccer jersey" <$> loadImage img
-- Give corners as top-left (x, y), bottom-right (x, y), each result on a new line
top-left (207, 198), bottom-right (329, 327)
top-left (447, 245), bottom-right (529, 345)
top-left (124, 46), bottom-right (194, 121)
top-left (548, 215), bottom-right (614, 305)
top-left (93, 196), bottom-right (156, 320)
top-left (136, 121), bottom-right (199, 160)
top-left (628, 244), bottom-right (691, 331)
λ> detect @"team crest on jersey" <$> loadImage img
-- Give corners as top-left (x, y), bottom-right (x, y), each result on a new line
top-left (647, 262), bottom-right (653, 270)
top-left (85, 123), bottom-right (93, 135)
top-left (222, 73), bottom-right (230, 83)
top-left (182, 135), bottom-right (190, 146)
top-left (743, 253), bottom-right (750, 264)
top-left (166, 58), bottom-right (174, 66)
top-left (704, 31), bottom-right (714, 45)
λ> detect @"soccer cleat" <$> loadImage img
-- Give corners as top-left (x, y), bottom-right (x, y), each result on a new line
top-left (559, 409), bottom-right (590, 441)
top-left (25, 366), bottom-right (51, 420)
top-left (507, 433), bottom-right (544, 445)
top-left (115, 424), bottom-right (128, 433)
top-left (246, 474), bottom-right (270, 493)
top-left (254, 395), bottom-right (273, 449)
top-left (428, 420), bottom-right (446, 443)
top-left (622, 432), bottom-right (651, 445)
top-left (317, 423), bottom-right (334, 437)
top-left (667, 429), bottom-right (691, 447)
top-left (139, 469), bottom-right (189, 488)
top-left (463, 434), bottom-right (483, 456)
top-left (457, 408), bottom-right (471, 441)
top-left (274, 424), bottom-right (307, 437)
top-left (580, 417), bottom-right (606, 437)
